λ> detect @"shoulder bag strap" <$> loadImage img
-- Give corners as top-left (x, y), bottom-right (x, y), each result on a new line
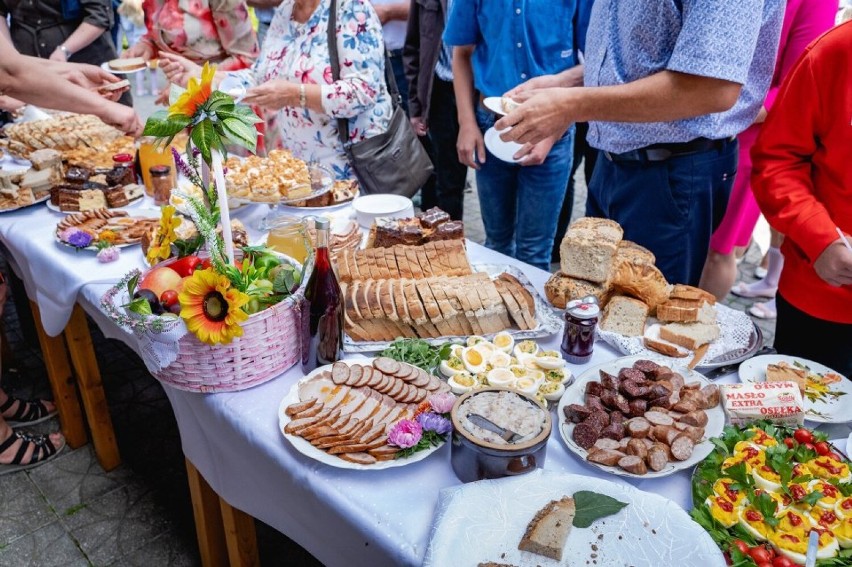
top-left (327, 0), bottom-right (400, 149)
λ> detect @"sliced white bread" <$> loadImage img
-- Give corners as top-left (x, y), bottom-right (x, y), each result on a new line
top-left (644, 323), bottom-right (689, 358)
top-left (600, 295), bottom-right (649, 337)
top-left (108, 57), bottom-right (146, 71)
top-left (659, 322), bottom-right (720, 350)
top-left (656, 300), bottom-right (716, 324)
top-left (517, 496), bottom-right (575, 561)
top-left (669, 284), bottom-right (717, 305)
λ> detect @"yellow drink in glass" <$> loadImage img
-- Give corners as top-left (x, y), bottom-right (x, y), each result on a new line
top-left (266, 217), bottom-right (310, 264)
top-left (138, 137), bottom-right (176, 195)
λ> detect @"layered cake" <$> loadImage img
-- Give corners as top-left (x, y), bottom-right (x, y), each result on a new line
top-left (64, 166), bottom-right (92, 185)
top-left (367, 207), bottom-right (464, 248)
top-left (105, 166), bottom-right (135, 187)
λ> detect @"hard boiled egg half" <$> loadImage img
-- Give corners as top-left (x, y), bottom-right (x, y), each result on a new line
top-left (773, 528), bottom-right (839, 564)
top-left (486, 368), bottom-right (515, 388)
top-left (534, 350), bottom-right (565, 370)
top-left (488, 351), bottom-right (512, 368)
top-left (439, 356), bottom-right (465, 378)
top-left (704, 496), bottom-right (739, 528)
top-left (835, 497), bottom-right (852, 520)
top-left (513, 340), bottom-right (539, 358)
top-left (448, 372), bottom-right (477, 395)
top-left (738, 506), bottom-right (771, 541)
top-left (537, 380), bottom-right (565, 402)
top-left (461, 347), bottom-right (487, 374)
top-left (492, 331), bottom-right (514, 353)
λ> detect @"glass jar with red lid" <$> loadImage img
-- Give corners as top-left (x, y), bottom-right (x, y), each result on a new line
top-left (561, 296), bottom-right (599, 364)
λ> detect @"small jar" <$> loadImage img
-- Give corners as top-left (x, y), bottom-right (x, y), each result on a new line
top-left (561, 296), bottom-right (599, 365)
top-left (266, 216), bottom-right (310, 265)
top-left (112, 153), bottom-right (134, 169)
top-left (150, 165), bottom-right (173, 206)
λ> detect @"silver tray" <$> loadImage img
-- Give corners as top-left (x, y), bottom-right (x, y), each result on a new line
top-left (342, 262), bottom-right (563, 353)
top-left (697, 321), bottom-right (763, 376)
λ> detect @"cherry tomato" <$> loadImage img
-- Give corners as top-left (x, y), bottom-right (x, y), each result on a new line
top-left (783, 437), bottom-right (796, 449)
top-left (793, 428), bottom-right (814, 445)
top-left (827, 451), bottom-right (843, 462)
top-left (732, 540), bottom-right (750, 555)
top-left (749, 547), bottom-right (773, 564)
top-left (814, 441), bottom-right (831, 456)
top-left (756, 563), bottom-right (772, 567)
top-left (772, 557), bottom-right (795, 567)
top-left (160, 289), bottom-right (179, 308)
top-left (804, 442), bottom-right (816, 452)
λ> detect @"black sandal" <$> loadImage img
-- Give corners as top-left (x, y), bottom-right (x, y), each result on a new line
top-left (0, 395), bottom-right (57, 428)
top-left (0, 430), bottom-right (65, 476)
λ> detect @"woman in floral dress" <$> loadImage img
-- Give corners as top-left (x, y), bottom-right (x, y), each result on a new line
top-left (160, 0), bottom-right (392, 180)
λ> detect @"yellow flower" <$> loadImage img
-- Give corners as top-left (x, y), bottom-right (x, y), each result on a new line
top-left (169, 62), bottom-right (215, 119)
top-left (146, 205), bottom-right (182, 266)
top-left (178, 268), bottom-right (250, 345)
top-left (98, 229), bottom-right (117, 243)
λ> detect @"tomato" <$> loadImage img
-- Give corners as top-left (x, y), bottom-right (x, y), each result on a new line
top-left (814, 441), bottom-right (831, 456)
top-left (783, 437), bottom-right (796, 449)
top-left (827, 451), bottom-right (843, 462)
top-left (160, 290), bottom-right (179, 308)
top-left (772, 557), bottom-right (795, 567)
top-left (756, 563), bottom-right (772, 567)
top-left (804, 442), bottom-right (816, 452)
top-left (732, 540), bottom-right (751, 555)
top-left (793, 428), bottom-right (814, 445)
top-left (749, 547), bottom-right (773, 564)
top-left (168, 255), bottom-right (203, 277)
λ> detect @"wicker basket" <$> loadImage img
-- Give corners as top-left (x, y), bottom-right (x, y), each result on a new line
top-left (102, 265), bottom-right (305, 393)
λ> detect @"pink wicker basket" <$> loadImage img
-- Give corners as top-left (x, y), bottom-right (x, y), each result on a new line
top-left (102, 267), bottom-right (304, 393)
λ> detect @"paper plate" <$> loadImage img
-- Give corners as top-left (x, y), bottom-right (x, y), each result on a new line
top-left (101, 61), bottom-right (146, 74)
top-left (484, 127), bottom-right (522, 163)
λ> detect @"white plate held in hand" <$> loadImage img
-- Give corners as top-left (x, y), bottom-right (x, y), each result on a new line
top-left (484, 127), bottom-right (523, 163)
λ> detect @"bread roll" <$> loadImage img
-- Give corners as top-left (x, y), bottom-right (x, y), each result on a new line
top-left (544, 271), bottom-right (612, 309)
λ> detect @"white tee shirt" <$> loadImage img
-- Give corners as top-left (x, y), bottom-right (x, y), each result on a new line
top-left (370, 0), bottom-right (407, 50)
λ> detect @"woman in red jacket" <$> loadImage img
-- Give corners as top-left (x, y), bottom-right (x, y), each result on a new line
top-left (751, 21), bottom-right (852, 378)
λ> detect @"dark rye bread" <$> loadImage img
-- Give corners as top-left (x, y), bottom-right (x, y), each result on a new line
top-left (517, 496), bottom-right (575, 561)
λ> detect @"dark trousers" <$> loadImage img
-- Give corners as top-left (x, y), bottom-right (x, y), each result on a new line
top-left (420, 77), bottom-right (467, 220)
top-left (551, 121), bottom-right (597, 261)
top-left (587, 139), bottom-right (737, 286)
top-left (775, 294), bottom-right (852, 378)
top-left (388, 50), bottom-right (409, 115)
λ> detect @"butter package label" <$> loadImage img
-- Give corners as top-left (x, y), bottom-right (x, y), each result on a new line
top-left (721, 381), bottom-right (804, 426)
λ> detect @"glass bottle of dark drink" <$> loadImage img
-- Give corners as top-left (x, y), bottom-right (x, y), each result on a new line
top-left (561, 296), bottom-right (599, 364)
top-left (301, 217), bottom-right (343, 372)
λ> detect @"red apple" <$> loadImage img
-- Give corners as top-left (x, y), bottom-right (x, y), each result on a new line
top-left (139, 266), bottom-right (182, 299)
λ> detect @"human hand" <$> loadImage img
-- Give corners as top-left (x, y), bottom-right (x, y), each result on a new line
top-left (456, 121), bottom-right (485, 169)
top-left (495, 87), bottom-right (579, 146)
top-left (101, 104), bottom-right (144, 137)
top-left (159, 52), bottom-right (201, 89)
top-left (504, 75), bottom-right (563, 98)
top-left (814, 240), bottom-right (852, 287)
top-left (513, 134), bottom-right (557, 166)
top-left (154, 87), bottom-right (170, 106)
top-left (410, 116), bottom-right (428, 136)
top-left (0, 95), bottom-right (25, 112)
top-left (241, 79), bottom-right (296, 111)
top-left (58, 63), bottom-right (121, 91)
top-left (753, 105), bottom-right (768, 125)
top-left (122, 42), bottom-right (154, 60)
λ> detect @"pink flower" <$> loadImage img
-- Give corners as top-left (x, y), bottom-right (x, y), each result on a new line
top-left (97, 246), bottom-right (121, 263)
top-left (387, 419), bottom-right (422, 449)
top-left (429, 393), bottom-right (455, 415)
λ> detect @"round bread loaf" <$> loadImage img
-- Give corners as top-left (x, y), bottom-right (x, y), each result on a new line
top-left (544, 271), bottom-right (612, 309)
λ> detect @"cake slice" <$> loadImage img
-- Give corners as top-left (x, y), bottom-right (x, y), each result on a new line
top-left (600, 296), bottom-right (649, 337)
top-left (517, 496), bottom-right (575, 561)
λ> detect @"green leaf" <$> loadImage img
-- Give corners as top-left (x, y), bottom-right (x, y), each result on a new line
top-left (207, 91), bottom-right (236, 112)
top-left (572, 491), bottom-right (629, 528)
top-left (219, 117), bottom-right (258, 150)
top-left (723, 462), bottom-right (752, 489)
top-left (191, 118), bottom-right (217, 165)
top-left (750, 491), bottom-right (779, 528)
top-left (127, 297), bottom-right (152, 316)
top-left (143, 110), bottom-right (189, 138)
top-left (126, 273), bottom-right (140, 298)
top-left (801, 490), bottom-right (824, 507)
top-left (217, 106), bottom-right (263, 124)
top-left (271, 264), bottom-right (298, 294)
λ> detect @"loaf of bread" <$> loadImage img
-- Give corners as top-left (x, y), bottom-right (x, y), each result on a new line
top-left (517, 496), bottom-right (576, 561)
top-left (600, 295), bottom-right (649, 337)
top-left (559, 217), bottom-right (623, 284)
top-left (656, 301), bottom-right (716, 324)
top-left (615, 240), bottom-right (655, 266)
top-left (659, 322), bottom-right (720, 350)
top-left (337, 240), bottom-right (471, 283)
top-left (611, 259), bottom-right (670, 311)
top-left (544, 271), bottom-right (612, 309)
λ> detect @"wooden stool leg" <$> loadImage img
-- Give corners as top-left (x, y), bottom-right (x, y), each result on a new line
top-left (220, 495), bottom-right (260, 567)
top-left (63, 305), bottom-right (120, 470)
top-left (186, 459), bottom-right (229, 567)
top-left (29, 301), bottom-right (87, 448)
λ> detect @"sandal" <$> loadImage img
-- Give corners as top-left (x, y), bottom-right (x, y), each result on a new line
top-left (731, 281), bottom-right (777, 299)
top-left (0, 430), bottom-right (65, 476)
top-left (0, 395), bottom-right (58, 428)
top-left (749, 301), bottom-right (777, 320)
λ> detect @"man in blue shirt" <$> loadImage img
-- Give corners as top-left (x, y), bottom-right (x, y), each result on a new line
top-left (443, 0), bottom-right (579, 270)
top-left (496, 0), bottom-right (785, 286)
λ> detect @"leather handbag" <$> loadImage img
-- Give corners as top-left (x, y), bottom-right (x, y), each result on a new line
top-left (326, 0), bottom-right (434, 197)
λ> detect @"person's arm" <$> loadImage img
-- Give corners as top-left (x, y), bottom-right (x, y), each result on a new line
top-left (49, 0), bottom-right (113, 61)
top-left (505, 65), bottom-right (584, 97)
top-left (751, 51), bottom-right (851, 286)
top-left (209, 0), bottom-right (260, 71)
top-left (402, 0), bottom-right (424, 132)
top-left (371, 0), bottom-right (408, 24)
top-left (451, 45), bottom-right (483, 169)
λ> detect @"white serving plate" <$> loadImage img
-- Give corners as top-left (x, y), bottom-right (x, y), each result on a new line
top-left (351, 194), bottom-right (413, 228)
top-left (278, 358), bottom-right (446, 470)
top-left (556, 354), bottom-right (725, 479)
top-left (739, 354), bottom-right (852, 424)
top-left (423, 469), bottom-right (724, 567)
top-left (46, 195), bottom-right (143, 213)
top-left (0, 192), bottom-right (49, 214)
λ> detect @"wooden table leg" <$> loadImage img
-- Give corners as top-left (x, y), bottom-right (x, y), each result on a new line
top-left (29, 301), bottom-right (87, 448)
top-left (63, 305), bottom-right (120, 470)
top-left (220, 495), bottom-right (260, 567)
top-left (186, 459), bottom-right (229, 567)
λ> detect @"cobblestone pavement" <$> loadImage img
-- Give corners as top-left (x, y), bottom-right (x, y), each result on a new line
top-left (0, 91), bottom-right (774, 565)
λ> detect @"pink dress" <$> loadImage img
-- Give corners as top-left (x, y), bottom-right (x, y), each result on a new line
top-left (709, 0), bottom-right (837, 255)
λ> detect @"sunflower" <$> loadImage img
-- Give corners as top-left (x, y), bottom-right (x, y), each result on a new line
top-left (146, 205), bottom-right (182, 266)
top-left (179, 268), bottom-right (250, 345)
top-left (169, 62), bottom-right (215, 119)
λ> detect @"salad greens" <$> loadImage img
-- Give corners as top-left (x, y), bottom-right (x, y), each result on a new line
top-left (380, 339), bottom-right (453, 373)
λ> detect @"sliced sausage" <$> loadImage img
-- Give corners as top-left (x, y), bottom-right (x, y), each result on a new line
top-left (650, 369), bottom-right (675, 382)
top-left (647, 383), bottom-right (673, 400)
top-left (609, 411), bottom-right (626, 424)
top-left (647, 444), bottom-right (669, 471)
top-left (587, 448), bottom-right (627, 467)
top-left (373, 357), bottom-right (401, 376)
top-left (700, 384), bottom-right (721, 409)
top-left (628, 398), bottom-right (648, 418)
top-left (681, 380), bottom-right (701, 391)
top-left (651, 425), bottom-right (679, 445)
top-left (600, 371), bottom-right (620, 391)
top-left (601, 422), bottom-right (626, 441)
top-left (585, 410), bottom-right (611, 429)
top-left (668, 373), bottom-right (685, 392)
top-left (285, 398), bottom-right (318, 416)
top-left (564, 404), bottom-right (593, 424)
top-left (614, 394), bottom-right (631, 415)
top-left (585, 381), bottom-right (604, 398)
top-left (627, 417), bottom-right (651, 438)
top-left (648, 395), bottom-right (673, 410)
top-left (600, 389), bottom-right (619, 410)
top-left (672, 399), bottom-right (700, 414)
top-left (331, 362), bottom-right (351, 385)
top-left (621, 380), bottom-right (649, 399)
top-left (586, 395), bottom-right (606, 413)
top-left (573, 422), bottom-right (602, 450)
top-left (633, 359), bottom-right (661, 377)
top-left (626, 438), bottom-right (649, 461)
top-left (673, 422), bottom-right (705, 443)
top-left (680, 410), bottom-right (709, 428)
top-left (618, 455), bottom-right (648, 475)
top-left (618, 368), bottom-right (646, 382)
top-left (592, 438), bottom-right (622, 451)
top-left (670, 435), bottom-right (695, 461)
top-left (644, 411), bottom-right (675, 426)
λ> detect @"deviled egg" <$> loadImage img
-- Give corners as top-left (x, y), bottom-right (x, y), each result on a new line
top-left (773, 528), bottom-right (839, 564)
top-left (534, 350), bottom-right (565, 370)
top-left (538, 381), bottom-right (566, 402)
top-left (472, 341), bottom-right (497, 359)
top-left (466, 335), bottom-right (487, 347)
top-left (836, 496), bottom-right (852, 520)
top-left (461, 347), bottom-right (487, 374)
top-left (834, 517), bottom-right (852, 548)
top-left (492, 331), bottom-right (514, 353)
top-left (448, 372), bottom-right (477, 395)
top-left (704, 495), bottom-right (739, 528)
top-left (439, 356), bottom-right (465, 377)
top-left (808, 479), bottom-right (842, 509)
top-left (488, 351), bottom-right (512, 368)
top-left (486, 368), bottom-right (515, 388)
top-left (515, 376), bottom-right (539, 396)
top-left (752, 464), bottom-right (783, 493)
top-left (737, 506), bottom-right (771, 541)
top-left (543, 367), bottom-right (571, 385)
top-left (513, 340), bottom-right (539, 358)
top-left (449, 344), bottom-right (465, 358)
top-left (508, 365), bottom-right (528, 379)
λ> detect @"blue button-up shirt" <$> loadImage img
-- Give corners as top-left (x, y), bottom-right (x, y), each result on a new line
top-left (443, 0), bottom-right (578, 97)
top-left (584, 0), bottom-right (785, 154)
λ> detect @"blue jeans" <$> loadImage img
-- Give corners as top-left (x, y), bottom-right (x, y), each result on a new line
top-left (587, 139), bottom-right (738, 286)
top-left (475, 106), bottom-right (574, 270)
